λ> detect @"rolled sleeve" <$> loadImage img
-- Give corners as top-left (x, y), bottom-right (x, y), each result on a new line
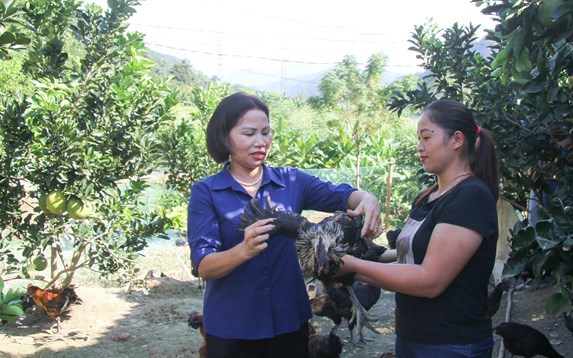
top-left (188, 181), bottom-right (220, 274)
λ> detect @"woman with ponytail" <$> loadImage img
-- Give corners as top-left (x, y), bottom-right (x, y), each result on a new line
top-left (338, 99), bottom-right (499, 357)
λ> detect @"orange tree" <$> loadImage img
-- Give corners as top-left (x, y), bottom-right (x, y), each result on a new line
top-left (390, 0), bottom-right (573, 313)
top-left (0, 0), bottom-right (178, 287)
top-left (480, 0), bottom-right (573, 313)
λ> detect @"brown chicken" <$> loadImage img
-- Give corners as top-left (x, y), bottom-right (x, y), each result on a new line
top-left (188, 311), bottom-right (206, 358)
top-left (27, 284), bottom-right (81, 333)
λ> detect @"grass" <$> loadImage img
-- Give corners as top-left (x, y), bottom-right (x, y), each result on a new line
top-left (69, 240), bottom-right (193, 289)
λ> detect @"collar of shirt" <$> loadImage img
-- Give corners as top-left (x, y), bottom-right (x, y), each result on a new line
top-left (211, 163), bottom-right (286, 191)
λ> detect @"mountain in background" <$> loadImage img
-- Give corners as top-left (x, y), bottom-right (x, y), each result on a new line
top-left (255, 69), bottom-right (421, 97)
top-left (147, 34), bottom-right (493, 98)
top-left (251, 35), bottom-right (493, 97)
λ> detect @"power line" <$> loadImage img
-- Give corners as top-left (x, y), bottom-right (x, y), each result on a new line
top-left (146, 42), bottom-right (419, 69)
top-left (129, 22), bottom-right (410, 45)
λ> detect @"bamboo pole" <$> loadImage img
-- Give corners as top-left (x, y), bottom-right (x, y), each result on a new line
top-left (384, 161), bottom-right (394, 230)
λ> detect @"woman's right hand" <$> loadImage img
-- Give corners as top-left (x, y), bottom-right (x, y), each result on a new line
top-left (241, 218), bottom-right (275, 259)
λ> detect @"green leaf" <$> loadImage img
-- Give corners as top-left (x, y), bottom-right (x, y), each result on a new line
top-left (502, 257), bottom-right (528, 277)
top-left (522, 81), bottom-right (546, 94)
top-left (512, 226), bottom-right (536, 250)
top-left (529, 205), bottom-right (550, 226)
top-left (549, 199), bottom-right (572, 230)
top-left (536, 237), bottom-right (559, 250)
top-left (1, 228), bottom-right (12, 239)
top-left (0, 31), bottom-right (15, 45)
top-left (546, 292), bottom-right (569, 315)
top-left (2, 288), bottom-right (26, 304)
top-left (535, 220), bottom-right (552, 238)
top-left (0, 304), bottom-right (24, 323)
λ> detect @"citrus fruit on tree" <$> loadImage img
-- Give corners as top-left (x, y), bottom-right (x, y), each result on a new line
top-left (45, 190), bottom-right (67, 215)
top-left (67, 197), bottom-right (94, 219)
top-left (538, 0), bottom-right (568, 28)
top-left (37, 192), bottom-right (50, 213)
top-left (32, 255), bottom-right (48, 271)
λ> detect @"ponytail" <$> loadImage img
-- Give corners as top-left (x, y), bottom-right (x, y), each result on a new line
top-left (471, 127), bottom-right (499, 201)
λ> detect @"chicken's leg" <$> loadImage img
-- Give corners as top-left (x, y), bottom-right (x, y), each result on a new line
top-left (345, 284), bottom-right (379, 346)
top-left (51, 316), bottom-right (61, 334)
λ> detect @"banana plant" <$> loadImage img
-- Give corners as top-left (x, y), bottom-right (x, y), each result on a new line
top-left (0, 277), bottom-right (26, 329)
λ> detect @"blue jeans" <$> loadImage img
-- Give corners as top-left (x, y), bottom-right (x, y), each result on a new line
top-left (395, 335), bottom-right (494, 358)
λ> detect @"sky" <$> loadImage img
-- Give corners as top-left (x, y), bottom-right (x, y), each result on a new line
top-left (89, 0), bottom-right (497, 88)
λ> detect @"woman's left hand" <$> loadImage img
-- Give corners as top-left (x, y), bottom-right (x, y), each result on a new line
top-left (347, 194), bottom-right (382, 238)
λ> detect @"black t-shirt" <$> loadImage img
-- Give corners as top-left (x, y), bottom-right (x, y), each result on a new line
top-left (394, 176), bottom-right (498, 344)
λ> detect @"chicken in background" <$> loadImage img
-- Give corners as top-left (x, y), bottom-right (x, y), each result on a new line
top-left (494, 321), bottom-right (564, 358)
top-left (308, 329), bottom-right (343, 358)
top-left (189, 311), bottom-right (343, 357)
top-left (188, 311), bottom-right (206, 358)
top-left (311, 279), bottom-right (381, 347)
top-left (310, 285), bottom-right (352, 336)
top-left (21, 293), bottom-right (35, 312)
top-left (485, 279), bottom-right (510, 318)
top-left (384, 229), bottom-right (401, 250)
top-left (378, 353), bottom-right (397, 358)
top-left (27, 284), bottom-right (81, 333)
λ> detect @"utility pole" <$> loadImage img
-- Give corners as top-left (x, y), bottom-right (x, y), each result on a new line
top-left (280, 44), bottom-right (286, 95)
top-left (217, 32), bottom-right (223, 81)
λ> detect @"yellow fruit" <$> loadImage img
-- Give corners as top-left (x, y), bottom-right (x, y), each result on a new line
top-left (538, 0), bottom-right (568, 29)
top-left (67, 197), bottom-right (93, 219)
top-left (46, 190), bottom-right (67, 215)
top-left (0, 305), bottom-right (24, 323)
top-left (32, 255), bottom-right (48, 271)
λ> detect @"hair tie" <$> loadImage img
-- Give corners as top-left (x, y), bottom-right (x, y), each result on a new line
top-left (476, 125), bottom-right (481, 136)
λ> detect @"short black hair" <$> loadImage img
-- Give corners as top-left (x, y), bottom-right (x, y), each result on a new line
top-left (205, 92), bottom-right (269, 163)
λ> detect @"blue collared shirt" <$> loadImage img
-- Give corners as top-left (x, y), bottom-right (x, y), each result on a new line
top-left (187, 164), bottom-right (356, 339)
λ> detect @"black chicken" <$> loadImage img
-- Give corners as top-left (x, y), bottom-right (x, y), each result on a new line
top-left (385, 229), bottom-right (401, 250)
top-left (485, 280), bottom-right (510, 318)
top-left (239, 197), bottom-right (379, 346)
top-left (238, 197), bottom-right (367, 281)
top-left (494, 321), bottom-right (564, 358)
top-left (311, 280), bottom-right (381, 346)
top-left (361, 244), bottom-right (388, 263)
top-left (308, 330), bottom-right (343, 358)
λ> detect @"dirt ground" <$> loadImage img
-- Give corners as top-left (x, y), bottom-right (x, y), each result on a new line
top-left (1, 246), bottom-right (572, 357)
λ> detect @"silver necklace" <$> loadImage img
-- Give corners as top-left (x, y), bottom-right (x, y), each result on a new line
top-left (227, 167), bottom-right (263, 187)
